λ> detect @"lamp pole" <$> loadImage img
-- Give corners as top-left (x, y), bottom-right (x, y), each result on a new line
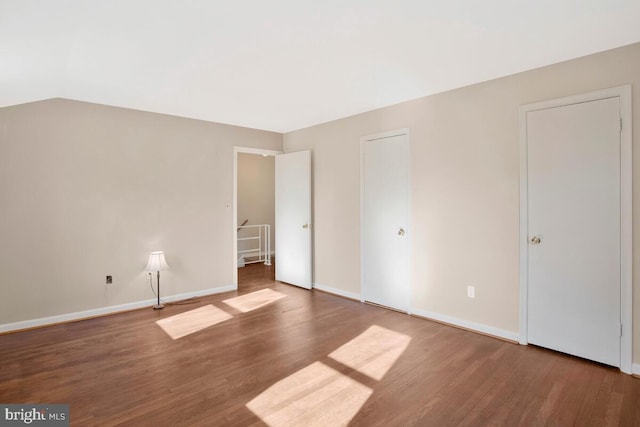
top-left (146, 251), bottom-right (168, 310)
top-left (155, 270), bottom-right (162, 309)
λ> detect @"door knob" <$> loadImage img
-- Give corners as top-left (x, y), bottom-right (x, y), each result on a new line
top-left (530, 236), bottom-right (541, 245)
top-left (398, 228), bottom-right (405, 236)
top-left (302, 223), bottom-right (309, 229)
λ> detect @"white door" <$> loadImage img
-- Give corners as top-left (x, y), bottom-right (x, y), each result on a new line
top-left (362, 132), bottom-right (409, 312)
top-left (275, 150), bottom-right (312, 289)
top-left (527, 97), bottom-right (621, 366)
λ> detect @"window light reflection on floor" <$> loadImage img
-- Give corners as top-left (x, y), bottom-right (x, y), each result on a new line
top-left (246, 361), bottom-right (373, 427)
top-left (247, 325), bottom-right (412, 426)
top-left (328, 325), bottom-right (412, 381)
top-left (222, 288), bottom-right (286, 313)
top-left (156, 305), bottom-right (233, 340)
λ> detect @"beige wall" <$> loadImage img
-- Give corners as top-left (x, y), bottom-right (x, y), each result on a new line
top-left (0, 98), bottom-right (281, 325)
top-left (237, 153), bottom-right (275, 253)
top-left (1, 44), bottom-right (638, 365)
top-left (284, 42), bottom-right (640, 365)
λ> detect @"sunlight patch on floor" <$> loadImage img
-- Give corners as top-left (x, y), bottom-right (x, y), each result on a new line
top-left (246, 361), bottom-right (372, 427)
top-left (328, 325), bottom-right (412, 381)
top-left (246, 324), bottom-right (413, 425)
top-left (156, 305), bottom-right (233, 340)
top-left (222, 288), bottom-right (286, 313)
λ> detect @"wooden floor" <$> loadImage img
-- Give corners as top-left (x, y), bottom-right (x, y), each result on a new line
top-left (1, 263), bottom-right (639, 426)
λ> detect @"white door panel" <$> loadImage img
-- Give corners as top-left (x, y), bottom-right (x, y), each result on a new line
top-left (362, 133), bottom-right (409, 312)
top-left (527, 97), bottom-right (620, 366)
top-left (275, 151), bottom-right (312, 289)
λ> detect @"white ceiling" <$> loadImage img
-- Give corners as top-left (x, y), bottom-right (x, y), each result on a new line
top-left (2, 1), bottom-right (640, 133)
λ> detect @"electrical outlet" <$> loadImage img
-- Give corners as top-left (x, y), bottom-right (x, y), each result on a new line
top-left (467, 285), bottom-right (475, 298)
top-left (106, 275), bottom-right (112, 284)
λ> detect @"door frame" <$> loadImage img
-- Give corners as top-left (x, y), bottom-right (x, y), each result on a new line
top-left (360, 128), bottom-right (411, 313)
top-left (232, 146), bottom-right (282, 289)
top-left (518, 85), bottom-right (632, 373)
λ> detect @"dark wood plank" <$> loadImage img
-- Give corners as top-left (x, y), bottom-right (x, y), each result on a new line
top-left (1, 262), bottom-right (638, 426)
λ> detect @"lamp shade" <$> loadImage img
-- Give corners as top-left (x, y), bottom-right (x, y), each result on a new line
top-left (145, 251), bottom-right (169, 271)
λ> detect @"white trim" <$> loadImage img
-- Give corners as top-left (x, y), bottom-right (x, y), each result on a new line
top-left (313, 282), bottom-right (360, 301)
top-left (232, 146), bottom-right (282, 288)
top-left (518, 85), bottom-right (632, 374)
top-left (0, 285), bottom-right (236, 334)
top-left (411, 307), bottom-right (520, 343)
top-left (238, 250), bottom-right (277, 258)
top-left (619, 86), bottom-right (633, 374)
top-left (359, 128), bottom-right (411, 311)
top-left (518, 106), bottom-right (529, 345)
top-left (238, 251), bottom-right (276, 268)
top-left (633, 364), bottom-right (640, 376)
top-left (361, 128), bottom-right (409, 142)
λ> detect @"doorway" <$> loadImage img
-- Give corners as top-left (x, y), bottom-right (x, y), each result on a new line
top-left (233, 147), bottom-right (281, 289)
top-left (361, 129), bottom-right (410, 312)
top-left (519, 86), bottom-right (632, 373)
top-left (233, 147), bottom-right (313, 292)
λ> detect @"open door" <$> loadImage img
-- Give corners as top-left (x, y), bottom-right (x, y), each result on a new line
top-left (275, 150), bottom-right (312, 289)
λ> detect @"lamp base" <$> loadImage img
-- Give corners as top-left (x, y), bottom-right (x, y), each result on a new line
top-left (153, 304), bottom-right (165, 310)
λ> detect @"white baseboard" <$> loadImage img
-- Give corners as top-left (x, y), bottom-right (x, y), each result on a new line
top-left (162, 285), bottom-right (236, 303)
top-left (633, 364), bottom-right (640, 376)
top-left (238, 251), bottom-right (276, 268)
top-left (410, 307), bottom-right (520, 343)
top-left (313, 283), bottom-right (361, 301)
top-left (0, 285), bottom-right (236, 334)
top-left (310, 285), bottom-right (517, 343)
top-left (239, 251), bottom-right (276, 257)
